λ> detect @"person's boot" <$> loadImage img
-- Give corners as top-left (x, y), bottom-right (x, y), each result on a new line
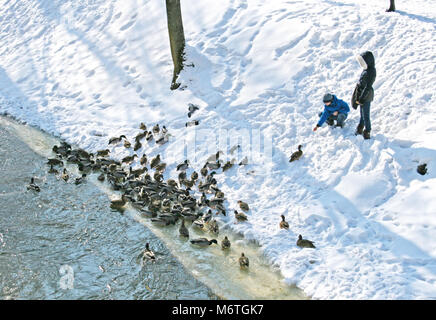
top-left (326, 118), bottom-right (334, 126)
top-left (363, 130), bottom-right (370, 140)
top-left (355, 124), bottom-right (364, 135)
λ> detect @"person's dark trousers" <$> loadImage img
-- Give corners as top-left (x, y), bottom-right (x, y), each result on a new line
top-left (359, 101), bottom-right (371, 132)
top-left (319, 112), bottom-right (347, 127)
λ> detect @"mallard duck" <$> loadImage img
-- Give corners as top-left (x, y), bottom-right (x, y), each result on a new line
top-left (110, 194), bottom-right (128, 210)
top-left (239, 156), bottom-right (248, 166)
top-left (239, 253), bottom-right (249, 269)
top-left (122, 154), bottom-right (138, 164)
top-left (143, 243), bottom-right (156, 262)
top-left (139, 122), bottom-right (147, 130)
top-left (289, 145), bottom-right (303, 162)
top-left (129, 166), bottom-right (147, 177)
top-left (190, 238), bottom-right (218, 247)
top-left (192, 218), bottom-right (205, 231)
top-left (417, 163), bottom-right (427, 175)
top-left (237, 200), bottom-right (249, 212)
top-left (234, 210), bottom-right (248, 222)
top-left (146, 131), bottom-right (153, 142)
top-left (150, 154), bottom-right (160, 169)
top-left (156, 134), bottom-right (170, 146)
top-left (221, 236), bottom-right (231, 250)
top-left (206, 160), bottom-right (221, 170)
top-left (297, 234), bottom-right (316, 248)
top-left (27, 177), bottom-right (40, 192)
top-left (152, 124), bottom-right (160, 134)
top-left (179, 219), bottom-right (189, 238)
top-left (209, 219), bottom-right (219, 235)
top-left (182, 179), bottom-right (195, 188)
top-left (108, 135), bottom-right (126, 145)
top-left (153, 172), bottom-right (164, 183)
top-left (97, 173), bottom-right (105, 182)
top-left (75, 173), bottom-right (86, 185)
top-left (280, 215), bottom-right (289, 229)
top-left (133, 140), bottom-right (142, 151)
top-left (97, 149), bottom-right (110, 157)
top-left (162, 126), bottom-right (168, 134)
top-left (185, 120), bottom-right (199, 127)
top-left (222, 160), bottom-right (234, 172)
top-left (191, 171), bottom-right (199, 181)
top-left (154, 162), bottom-right (167, 173)
top-left (167, 179), bottom-right (178, 188)
top-left (61, 168), bottom-right (69, 182)
top-left (48, 165), bottom-right (58, 174)
top-left (229, 144), bottom-right (240, 154)
top-left (151, 217), bottom-right (171, 227)
top-left (47, 158), bottom-right (63, 166)
top-left (177, 160), bottom-right (189, 171)
top-left (187, 103), bottom-right (199, 118)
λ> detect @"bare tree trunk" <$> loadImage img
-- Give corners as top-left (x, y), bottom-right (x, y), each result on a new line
top-left (166, 0), bottom-right (185, 90)
top-left (386, 0), bottom-right (395, 12)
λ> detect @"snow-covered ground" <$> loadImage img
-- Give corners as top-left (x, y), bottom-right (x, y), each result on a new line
top-left (1, 0), bottom-right (435, 299)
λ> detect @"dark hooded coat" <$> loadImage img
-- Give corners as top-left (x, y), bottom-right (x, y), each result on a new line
top-left (351, 51), bottom-right (376, 109)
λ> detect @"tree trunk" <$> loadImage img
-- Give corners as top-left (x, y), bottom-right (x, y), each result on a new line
top-left (386, 0), bottom-right (395, 12)
top-left (166, 0), bottom-right (185, 90)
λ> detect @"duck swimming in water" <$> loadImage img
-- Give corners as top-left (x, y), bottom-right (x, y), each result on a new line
top-left (297, 234), bottom-right (316, 248)
top-left (221, 236), bottom-right (231, 250)
top-left (179, 219), bottom-right (189, 238)
top-left (239, 253), bottom-right (249, 269)
top-left (142, 242), bottom-right (156, 262)
top-left (61, 168), bottom-right (69, 182)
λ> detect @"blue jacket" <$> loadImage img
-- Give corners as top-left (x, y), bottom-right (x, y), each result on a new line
top-left (317, 95), bottom-right (350, 127)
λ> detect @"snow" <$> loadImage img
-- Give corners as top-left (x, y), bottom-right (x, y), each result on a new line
top-left (1, 0), bottom-right (436, 299)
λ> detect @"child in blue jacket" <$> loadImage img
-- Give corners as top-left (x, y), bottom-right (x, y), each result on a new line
top-left (313, 93), bottom-right (350, 131)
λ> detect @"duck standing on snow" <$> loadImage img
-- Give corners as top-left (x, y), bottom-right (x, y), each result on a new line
top-left (296, 234), bottom-right (316, 248)
top-left (234, 210), bottom-right (248, 222)
top-left (289, 145), bottom-right (303, 162)
top-left (108, 135), bottom-right (126, 145)
top-left (239, 253), bottom-right (249, 269)
top-left (237, 200), bottom-right (249, 212)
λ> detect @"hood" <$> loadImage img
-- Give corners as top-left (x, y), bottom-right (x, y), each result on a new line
top-left (360, 51), bottom-right (375, 69)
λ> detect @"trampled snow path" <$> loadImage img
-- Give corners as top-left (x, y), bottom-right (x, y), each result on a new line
top-left (1, 0), bottom-right (435, 299)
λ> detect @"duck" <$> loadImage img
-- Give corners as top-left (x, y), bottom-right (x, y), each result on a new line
top-left (139, 122), bottom-right (147, 131)
top-left (192, 218), bottom-right (205, 231)
top-left (48, 165), bottom-right (58, 174)
top-left (155, 134), bottom-right (169, 146)
top-left (27, 177), bottom-right (40, 192)
top-left (417, 163), bottom-right (427, 175)
top-left (123, 140), bottom-right (131, 148)
top-left (191, 171), bottom-right (199, 181)
top-left (289, 145), bottom-right (303, 162)
top-left (190, 238), bottom-right (218, 247)
top-left (179, 219), bottom-right (189, 238)
top-left (122, 154), bottom-right (138, 164)
top-left (280, 215), bottom-right (289, 229)
top-left (162, 125), bottom-right (168, 134)
top-left (143, 243), bottom-right (156, 262)
top-left (177, 160), bottom-right (189, 171)
top-left (97, 173), bottom-right (105, 182)
top-left (134, 140), bottom-right (142, 151)
top-left (234, 210), bottom-right (248, 222)
top-left (110, 194), bottom-right (128, 210)
top-left (152, 124), bottom-right (160, 135)
top-left (75, 173), bottom-right (86, 185)
top-left (209, 219), bottom-right (219, 235)
top-left (154, 162), bottom-right (167, 173)
top-left (61, 168), bottom-right (69, 182)
top-left (185, 120), bottom-right (199, 127)
top-left (153, 172), bottom-right (164, 183)
top-left (151, 217), bottom-right (172, 227)
top-left (237, 200), bottom-right (249, 212)
top-left (239, 253), bottom-right (249, 269)
top-left (187, 103), bottom-right (199, 118)
top-left (206, 160), bottom-right (221, 170)
top-left (47, 158), bottom-right (64, 166)
top-left (97, 149), bottom-right (110, 157)
top-left (221, 236), bottom-right (231, 250)
top-left (296, 234), bottom-right (316, 248)
top-left (222, 160), bottom-right (234, 172)
top-left (150, 154), bottom-right (161, 169)
top-left (178, 171), bottom-right (187, 183)
top-left (140, 154), bottom-right (148, 166)
top-left (108, 135), bottom-right (126, 145)
top-left (239, 156), bottom-right (248, 166)
top-left (200, 166), bottom-right (208, 177)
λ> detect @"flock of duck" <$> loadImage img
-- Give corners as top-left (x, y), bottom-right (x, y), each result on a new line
top-left (26, 116), bottom-right (315, 272)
